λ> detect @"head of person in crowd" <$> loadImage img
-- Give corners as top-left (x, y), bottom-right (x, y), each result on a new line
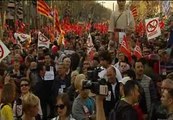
top-left (22, 93), bottom-right (39, 119)
top-left (71, 70), bottom-right (79, 85)
top-left (122, 69), bottom-right (136, 80)
top-left (142, 46), bottom-right (151, 57)
top-left (98, 46), bottom-right (105, 53)
top-left (98, 50), bottom-right (112, 69)
top-left (1, 83), bottom-right (16, 104)
top-left (109, 48), bottom-right (117, 60)
top-left (28, 46), bottom-right (37, 57)
top-left (44, 53), bottom-right (52, 66)
top-left (24, 55), bottom-right (33, 69)
top-left (167, 72), bottom-right (173, 80)
top-left (117, 0), bottom-right (126, 10)
top-left (20, 78), bottom-right (31, 96)
top-left (37, 63), bottom-right (46, 78)
top-left (119, 76), bottom-right (131, 97)
top-left (74, 74), bottom-right (89, 99)
top-left (13, 44), bottom-right (21, 55)
top-left (158, 48), bottom-right (164, 57)
top-left (159, 50), bottom-right (170, 62)
top-left (30, 61), bottom-right (37, 72)
top-left (12, 54), bottom-right (23, 64)
top-left (57, 62), bottom-right (66, 78)
top-left (63, 56), bottom-right (71, 71)
top-left (55, 93), bottom-right (73, 119)
top-left (92, 53), bottom-right (100, 68)
top-left (107, 66), bottom-right (117, 84)
top-left (134, 59), bottom-right (144, 79)
top-left (37, 47), bottom-right (44, 57)
top-left (161, 78), bottom-right (173, 93)
top-left (118, 52), bottom-right (125, 62)
top-left (82, 59), bottom-right (91, 75)
top-left (13, 60), bottom-right (20, 72)
top-left (124, 80), bottom-right (140, 104)
top-left (161, 89), bottom-right (173, 115)
top-left (119, 61), bottom-right (130, 73)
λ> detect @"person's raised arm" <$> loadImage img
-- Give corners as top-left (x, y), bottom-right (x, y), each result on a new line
top-left (96, 95), bottom-right (106, 120)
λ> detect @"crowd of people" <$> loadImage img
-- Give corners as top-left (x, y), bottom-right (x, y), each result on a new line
top-left (0, 0), bottom-right (173, 120)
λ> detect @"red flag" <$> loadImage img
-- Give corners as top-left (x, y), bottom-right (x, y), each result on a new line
top-left (130, 6), bottom-right (138, 18)
top-left (134, 40), bottom-right (142, 59)
top-left (119, 35), bottom-right (132, 62)
top-left (54, 9), bottom-right (61, 33)
top-left (159, 20), bottom-right (165, 29)
top-left (37, 0), bottom-right (53, 18)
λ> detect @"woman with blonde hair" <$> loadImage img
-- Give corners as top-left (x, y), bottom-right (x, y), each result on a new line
top-left (22, 93), bottom-right (40, 120)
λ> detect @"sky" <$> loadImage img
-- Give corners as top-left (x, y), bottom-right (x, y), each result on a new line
top-left (96, 1), bottom-right (130, 11)
top-left (96, 1), bottom-right (116, 11)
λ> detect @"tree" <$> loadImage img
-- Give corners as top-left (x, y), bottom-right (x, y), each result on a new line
top-left (0, 1), bottom-right (8, 39)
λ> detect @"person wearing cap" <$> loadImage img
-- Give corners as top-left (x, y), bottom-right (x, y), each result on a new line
top-left (72, 74), bottom-right (96, 120)
top-left (108, 0), bottom-right (135, 48)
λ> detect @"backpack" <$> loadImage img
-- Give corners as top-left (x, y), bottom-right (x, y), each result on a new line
top-left (109, 101), bottom-right (120, 120)
top-left (109, 100), bottom-right (133, 120)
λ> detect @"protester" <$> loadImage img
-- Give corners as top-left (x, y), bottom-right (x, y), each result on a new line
top-left (104, 66), bottom-right (121, 119)
top-left (109, 80), bottom-right (139, 120)
top-left (67, 70), bottom-right (79, 103)
top-left (149, 78), bottom-right (173, 120)
top-left (0, 83), bottom-right (16, 120)
top-left (21, 93), bottom-right (40, 120)
top-left (0, 1), bottom-right (173, 120)
top-left (161, 89), bottom-right (173, 120)
top-left (13, 78), bottom-right (42, 120)
top-left (134, 59), bottom-right (158, 116)
top-left (52, 93), bottom-right (75, 120)
top-left (72, 74), bottom-right (96, 120)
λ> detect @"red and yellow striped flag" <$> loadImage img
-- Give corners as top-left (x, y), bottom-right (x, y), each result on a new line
top-left (130, 6), bottom-right (138, 18)
top-left (37, 0), bottom-right (53, 18)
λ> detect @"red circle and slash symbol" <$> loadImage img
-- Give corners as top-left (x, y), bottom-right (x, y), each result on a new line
top-left (0, 45), bottom-right (4, 59)
top-left (147, 19), bottom-right (158, 32)
top-left (39, 34), bottom-right (48, 42)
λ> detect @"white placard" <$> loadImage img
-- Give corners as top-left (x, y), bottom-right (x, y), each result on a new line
top-left (0, 40), bottom-right (10, 62)
top-left (145, 17), bottom-right (161, 40)
top-left (38, 32), bottom-right (50, 48)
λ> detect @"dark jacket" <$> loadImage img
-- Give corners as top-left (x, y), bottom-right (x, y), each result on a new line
top-left (109, 100), bottom-right (138, 120)
top-left (51, 75), bottom-right (71, 103)
top-left (149, 101), bottom-right (167, 120)
top-left (104, 80), bottom-right (121, 117)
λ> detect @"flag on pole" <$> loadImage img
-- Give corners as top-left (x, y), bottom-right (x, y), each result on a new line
top-left (37, 0), bottom-right (53, 19)
top-left (130, 6), bottom-right (138, 18)
top-left (38, 32), bottom-right (50, 48)
top-left (119, 35), bottom-right (132, 62)
top-left (0, 40), bottom-right (10, 62)
top-left (14, 33), bottom-right (31, 42)
top-left (134, 40), bottom-right (142, 59)
top-left (54, 9), bottom-right (66, 45)
top-left (87, 33), bottom-right (95, 60)
top-left (54, 9), bottom-right (61, 33)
